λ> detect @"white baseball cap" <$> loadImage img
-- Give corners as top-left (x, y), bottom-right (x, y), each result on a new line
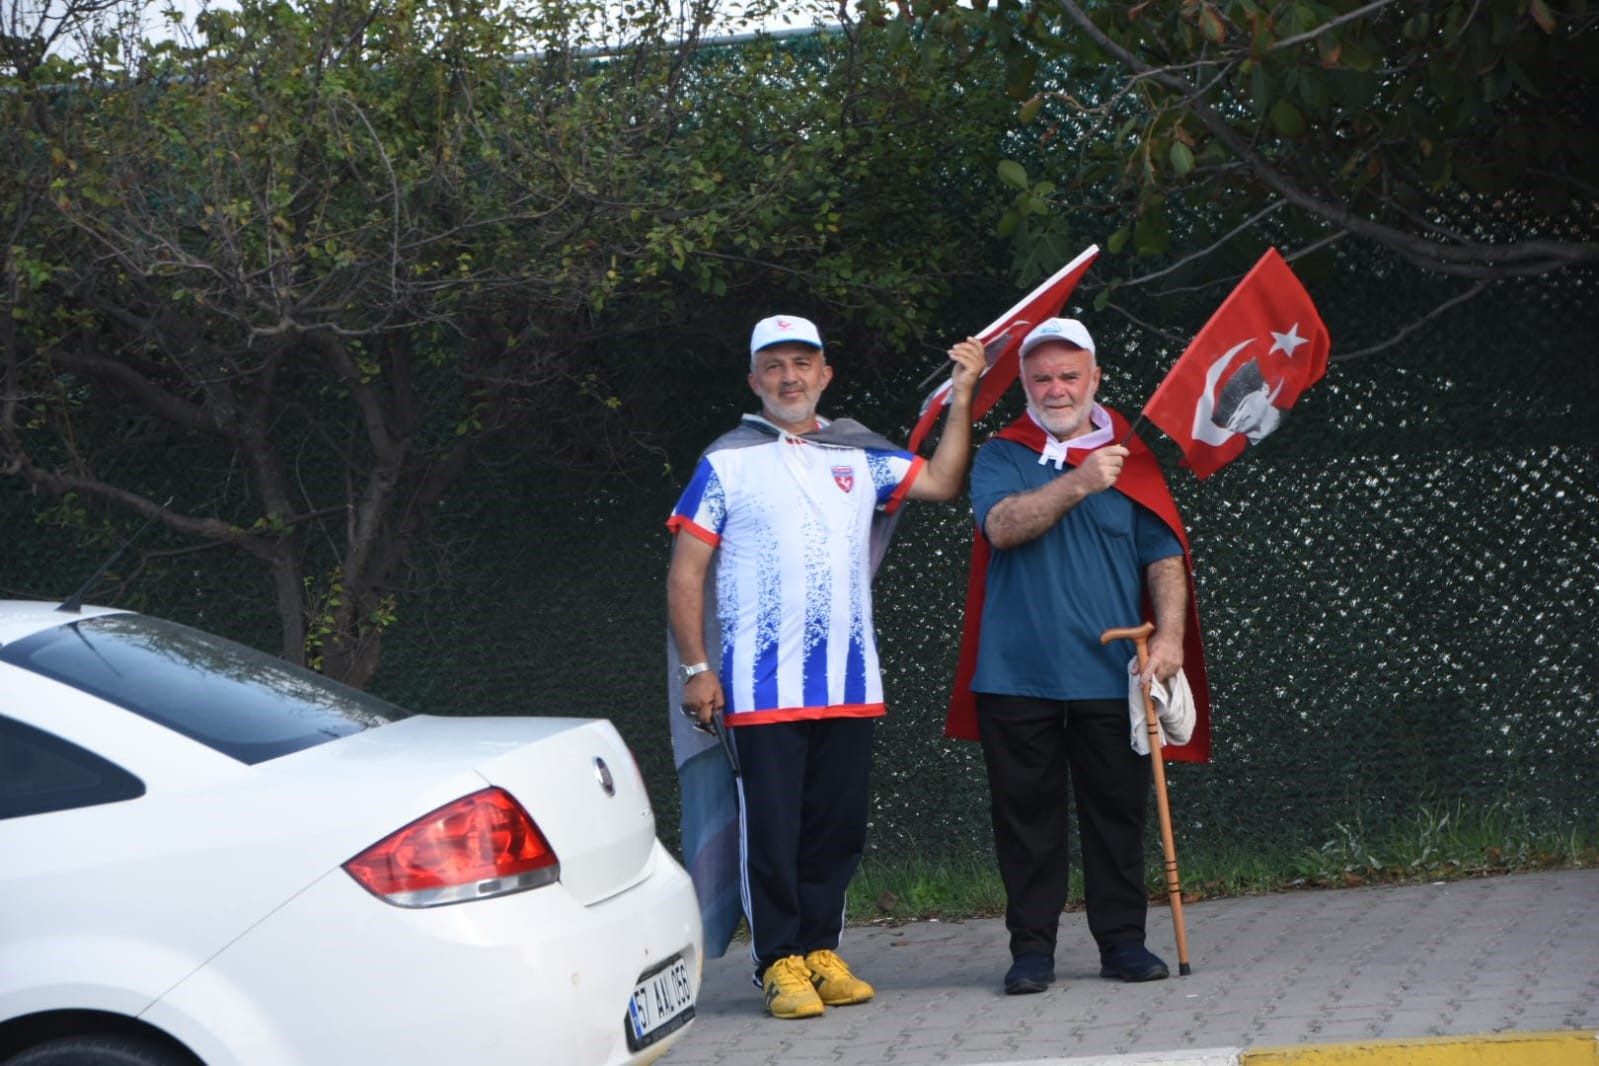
top-left (749, 315), bottom-right (823, 357)
top-left (1019, 317), bottom-right (1095, 358)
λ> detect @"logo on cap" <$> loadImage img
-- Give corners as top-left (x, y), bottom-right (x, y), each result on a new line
top-left (750, 314), bottom-right (823, 357)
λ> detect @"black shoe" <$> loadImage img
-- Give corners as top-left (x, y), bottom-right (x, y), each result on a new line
top-left (1099, 941), bottom-right (1170, 982)
top-left (1003, 952), bottom-right (1055, 995)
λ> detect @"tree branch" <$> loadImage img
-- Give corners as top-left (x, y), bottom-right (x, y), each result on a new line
top-left (6, 457), bottom-right (273, 553)
top-left (1054, 1), bottom-right (1599, 278)
top-left (45, 348), bottom-right (225, 438)
top-left (1118, 198), bottom-right (1287, 290)
top-left (1268, 0), bottom-right (1397, 53)
top-left (1330, 280), bottom-right (1492, 363)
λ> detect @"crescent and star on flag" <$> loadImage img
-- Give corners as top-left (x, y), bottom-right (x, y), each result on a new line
top-left (1138, 247), bottom-right (1331, 479)
top-left (1272, 323), bottom-right (1311, 358)
top-left (1188, 322), bottom-right (1312, 448)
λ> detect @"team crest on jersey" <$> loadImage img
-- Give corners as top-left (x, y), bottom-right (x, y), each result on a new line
top-left (831, 465), bottom-right (855, 493)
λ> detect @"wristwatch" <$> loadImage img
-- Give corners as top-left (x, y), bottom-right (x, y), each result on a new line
top-left (678, 661), bottom-right (711, 684)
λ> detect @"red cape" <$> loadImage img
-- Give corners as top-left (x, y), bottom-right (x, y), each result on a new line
top-left (944, 408), bottom-right (1212, 763)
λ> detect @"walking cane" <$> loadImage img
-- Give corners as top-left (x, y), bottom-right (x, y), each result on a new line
top-left (1099, 621), bottom-right (1192, 976)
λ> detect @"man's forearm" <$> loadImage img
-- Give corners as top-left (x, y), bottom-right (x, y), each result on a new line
top-left (913, 389), bottom-right (976, 501)
top-left (668, 597), bottom-right (708, 665)
top-left (983, 470), bottom-right (1091, 549)
top-left (667, 538), bottom-right (713, 664)
top-left (1146, 554), bottom-right (1188, 640)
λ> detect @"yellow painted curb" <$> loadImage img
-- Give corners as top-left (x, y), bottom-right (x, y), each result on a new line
top-left (1243, 1030), bottom-right (1597, 1065)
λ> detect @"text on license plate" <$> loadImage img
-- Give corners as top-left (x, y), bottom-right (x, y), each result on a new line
top-left (626, 955), bottom-right (695, 1050)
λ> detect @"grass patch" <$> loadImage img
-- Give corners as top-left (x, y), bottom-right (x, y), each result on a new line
top-left (1277, 801), bottom-right (1596, 891)
top-left (846, 802), bottom-right (1597, 924)
top-left (847, 856), bottom-right (1010, 924)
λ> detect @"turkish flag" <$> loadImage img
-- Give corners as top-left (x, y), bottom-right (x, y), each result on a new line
top-left (907, 244), bottom-right (1099, 452)
top-left (1142, 248), bottom-right (1330, 480)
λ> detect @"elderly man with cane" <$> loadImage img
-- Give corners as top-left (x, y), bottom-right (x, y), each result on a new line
top-left (945, 316), bottom-right (1208, 995)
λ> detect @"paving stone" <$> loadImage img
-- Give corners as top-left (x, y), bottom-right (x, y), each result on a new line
top-left (661, 869), bottom-right (1599, 1065)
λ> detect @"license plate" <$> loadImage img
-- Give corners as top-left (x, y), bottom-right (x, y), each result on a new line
top-left (625, 954), bottom-right (695, 1050)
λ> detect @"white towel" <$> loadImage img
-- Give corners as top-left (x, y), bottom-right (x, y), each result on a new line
top-left (1126, 658), bottom-right (1197, 755)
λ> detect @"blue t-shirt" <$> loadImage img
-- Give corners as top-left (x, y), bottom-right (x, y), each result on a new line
top-left (969, 438), bottom-right (1182, 700)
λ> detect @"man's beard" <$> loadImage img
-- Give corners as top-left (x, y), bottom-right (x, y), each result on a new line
top-left (765, 395), bottom-right (817, 426)
top-left (1028, 401), bottom-right (1091, 440)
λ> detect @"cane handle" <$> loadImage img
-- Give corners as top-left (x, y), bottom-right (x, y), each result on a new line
top-left (1099, 622), bottom-right (1154, 650)
top-left (1100, 620), bottom-right (1151, 671)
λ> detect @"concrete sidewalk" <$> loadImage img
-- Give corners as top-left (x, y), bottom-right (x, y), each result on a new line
top-left (660, 868), bottom-right (1598, 1065)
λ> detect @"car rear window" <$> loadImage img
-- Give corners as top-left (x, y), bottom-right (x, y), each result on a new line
top-left (0, 614), bottom-right (407, 764)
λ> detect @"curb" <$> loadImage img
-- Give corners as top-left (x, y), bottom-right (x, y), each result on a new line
top-left (981, 1030), bottom-right (1598, 1066)
top-left (993, 1053), bottom-right (1240, 1066)
top-left (1242, 1030), bottom-right (1598, 1064)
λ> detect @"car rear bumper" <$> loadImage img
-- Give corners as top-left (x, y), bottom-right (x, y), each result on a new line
top-left (144, 839), bottom-right (704, 1066)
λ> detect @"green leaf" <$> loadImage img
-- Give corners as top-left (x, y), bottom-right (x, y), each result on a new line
top-left (1004, 54), bottom-right (1039, 100)
top-left (998, 159), bottom-right (1030, 190)
top-left (1133, 207), bottom-right (1170, 257)
top-left (1270, 98), bottom-right (1308, 138)
top-left (1107, 226), bottom-right (1130, 254)
top-left (1019, 96), bottom-right (1043, 124)
top-left (1169, 142), bottom-right (1195, 177)
top-left (1298, 71), bottom-right (1328, 111)
top-left (1339, 37), bottom-right (1380, 73)
top-left (1250, 64), bottom-right (1272, 119)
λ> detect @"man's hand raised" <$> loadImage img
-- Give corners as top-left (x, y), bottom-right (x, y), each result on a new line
top-left (1072, 444), bottom-right (1127, 494)
top-left (948, 336), bottom-right (986, 399)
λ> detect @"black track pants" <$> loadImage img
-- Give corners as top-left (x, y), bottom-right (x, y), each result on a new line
top-left (731, 716), bottom-right (875, 980)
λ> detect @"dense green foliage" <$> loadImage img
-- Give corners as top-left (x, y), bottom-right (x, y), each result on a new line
top-left (911, 0), bottom-right (1599, 284)
top-left (1, 0), bottom-right (1013, 683)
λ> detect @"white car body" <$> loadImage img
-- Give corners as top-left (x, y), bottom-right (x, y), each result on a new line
top-left (0, 601), bottom-right (702, 1065)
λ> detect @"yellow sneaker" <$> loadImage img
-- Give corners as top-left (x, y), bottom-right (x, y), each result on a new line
top-left (762, 955), bottom-right (825, 1019)
top-left (805, 948), bottom-right (875, 1005)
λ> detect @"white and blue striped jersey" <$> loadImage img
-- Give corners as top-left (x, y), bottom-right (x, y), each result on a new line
top-left (669, 432), bottom-right (924, 725)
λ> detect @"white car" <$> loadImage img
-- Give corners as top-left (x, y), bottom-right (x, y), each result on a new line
top-left (0, 600), bottom-right (701, 1066)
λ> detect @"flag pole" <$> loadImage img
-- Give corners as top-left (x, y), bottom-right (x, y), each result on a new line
top-left (906, 244), bottom-right (1100, 454)
top-left (1099, 621), bottom-right (1192, 976)
top-left (1118, 411), bottom-right (1149, 448)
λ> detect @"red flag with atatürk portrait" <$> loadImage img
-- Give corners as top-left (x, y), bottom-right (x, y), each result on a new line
top-left (907, 244), bottom-right (1099, 453)
top-left (1142, 248), bottom-right (1330, 480)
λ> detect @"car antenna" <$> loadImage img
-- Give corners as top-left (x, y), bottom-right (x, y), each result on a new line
top-left (57, 497), bottom-right (174, 614)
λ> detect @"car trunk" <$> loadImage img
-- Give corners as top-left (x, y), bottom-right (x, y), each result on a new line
top-left (306, 714), bottom-right (662, 907)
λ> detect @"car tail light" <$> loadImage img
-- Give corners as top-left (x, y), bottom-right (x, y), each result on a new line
top-left (343, 787), bottom-right (560, 908)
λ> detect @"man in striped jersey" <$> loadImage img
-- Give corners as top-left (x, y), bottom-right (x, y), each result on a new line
top-left (667, 314), bottom-right (984, 1019)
